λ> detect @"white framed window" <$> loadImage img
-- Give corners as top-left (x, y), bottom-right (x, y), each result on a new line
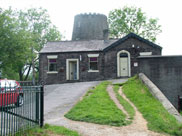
top-left (88, 54), bottom-right (99, 72)
top-left (47, 55), bottom-right (58, 73)
top-left (139, 52), bottom-right (152, 56)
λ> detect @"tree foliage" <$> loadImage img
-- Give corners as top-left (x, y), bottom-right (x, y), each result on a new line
top-left (18, 8), bottom-right (62, 51)
top-left (108, 6), bottom-right (162, 42)
top-left (0, 7), bottom-right (62, 80)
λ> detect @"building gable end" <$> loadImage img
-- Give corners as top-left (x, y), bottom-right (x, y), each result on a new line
top-left (103, 33), bottom-right (162, 52)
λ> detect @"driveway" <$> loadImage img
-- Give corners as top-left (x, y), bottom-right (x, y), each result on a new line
top-left (43, 79), bottom-right (166, 136)
top-left (44, 79), bottom-right (128, 124)
top-left (44, 81), bottom-right (100, 123)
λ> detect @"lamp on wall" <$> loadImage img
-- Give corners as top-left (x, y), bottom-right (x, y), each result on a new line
top-left (131, 44), bottom-right (140, 67)
top-left (80, 55), bottom-right (82, 61)
top-left (132, 44), bottom-right (140, 49)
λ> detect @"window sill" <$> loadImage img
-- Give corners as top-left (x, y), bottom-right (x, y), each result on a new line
top-left (47, 71), bottom-right (58, 74)
top-left (88, 70), bottom-right (99, 72)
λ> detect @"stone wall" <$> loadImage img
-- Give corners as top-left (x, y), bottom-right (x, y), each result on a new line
top-left (72, 13), bottom-right (108, 41)
top-left (138, 56), bottom-right (182, 109)
top-left (39, 37), bottom-right (161, 84)
top-left (104, 37), bottom-right (161, 79)
top-left (39, 51), bottom-right (105, 84)
top-left (139, 73), bottom-right (182, 122)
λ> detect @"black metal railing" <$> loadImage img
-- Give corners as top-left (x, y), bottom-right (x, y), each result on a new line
top-left (0, 83), bottom-right (44, 136)
top-left (18, 81), bottom-right (39, 86)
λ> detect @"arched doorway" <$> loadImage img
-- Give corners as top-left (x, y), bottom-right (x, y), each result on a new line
top-left (117, 50), bottom-right (131, 77)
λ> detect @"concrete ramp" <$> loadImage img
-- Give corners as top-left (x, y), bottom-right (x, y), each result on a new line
top-left (139, 73), bottom-right (182, 123)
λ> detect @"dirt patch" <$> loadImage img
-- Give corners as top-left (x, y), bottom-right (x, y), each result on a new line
top-left (118, 87), bottom-right (166, 136)
top-left (141, 88), bottom-right (146, 94)
top-left (106, 85), bottom-right (130, 120)
top-left (47, 131), bottom-right (64, 136)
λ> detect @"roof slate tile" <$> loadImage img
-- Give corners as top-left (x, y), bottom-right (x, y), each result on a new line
top-left (40, 40), bottom-right (117, 53)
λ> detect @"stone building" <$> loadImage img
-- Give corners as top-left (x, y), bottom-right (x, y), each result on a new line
top-left (39, 13), bottom-right (162, 84)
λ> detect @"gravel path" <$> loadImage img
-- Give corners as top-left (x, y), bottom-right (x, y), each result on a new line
top-left (117, 87), bottom-right (166, 136)
top-left (45, 81), bottom-right (166, 136)
top-left (107, 85), bottom-right (130, 120)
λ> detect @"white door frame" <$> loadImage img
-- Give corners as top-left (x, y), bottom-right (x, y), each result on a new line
top-left (117, 50), bottom-right (131, 77)
top-left (66, 59), bottom-right (79, 80)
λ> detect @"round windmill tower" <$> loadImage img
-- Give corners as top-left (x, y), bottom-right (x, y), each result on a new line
top-left (72, 13), bottom-right (109, 41)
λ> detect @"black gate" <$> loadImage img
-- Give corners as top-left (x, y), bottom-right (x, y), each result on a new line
top-left (0, 82), bottom-right (44, 136)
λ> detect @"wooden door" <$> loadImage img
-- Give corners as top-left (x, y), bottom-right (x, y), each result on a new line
top-left (120, 58), bottom-right (128, 76)
top-left (69, 61), bottom-right (77, 80)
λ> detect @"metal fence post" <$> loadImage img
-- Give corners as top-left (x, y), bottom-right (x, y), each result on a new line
top-left (0, 83), bottom-right (44, 135)
top-left (35, 89), bottom-right (39, 124)
top-left (40, 86), bottom-right (44, 127)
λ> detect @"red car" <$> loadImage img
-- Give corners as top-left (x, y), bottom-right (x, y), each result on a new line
top-left (0, 79), bottom-right (23, 107)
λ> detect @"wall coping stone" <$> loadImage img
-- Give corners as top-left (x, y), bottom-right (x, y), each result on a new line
top-left (138, 73), bottom-right (182, 123)
top-left (138, 55), bottom-right (182, 59)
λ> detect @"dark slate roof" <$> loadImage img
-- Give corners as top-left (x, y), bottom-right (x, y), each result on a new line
top-left (40, 40), bottom-right (117, 53)
top-left (40, 33), bottom-right (162, 53)
top-left (103, 33), bottom-right (162, 52)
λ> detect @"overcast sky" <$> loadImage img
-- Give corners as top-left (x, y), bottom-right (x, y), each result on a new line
top-left (1, 0), bottom-right (182, 55)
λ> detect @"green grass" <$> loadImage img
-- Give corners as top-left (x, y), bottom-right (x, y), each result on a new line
top-left (16, 124), bottom-right (80, 136)
top-left (122, 76), bottom-right (182, 136)
top-left (113, 85), bottom-right (135, 120)
top-left (65, 81), bottom-right (129, 126)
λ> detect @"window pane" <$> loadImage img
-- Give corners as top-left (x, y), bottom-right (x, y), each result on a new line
top-left (49, 59), bottom-right (57, 63)
top-left (49, 64), bottom-right (57, 71)
top-left (90, 57), bottom-right (97, 62)
top-left (90, 62), bottom-right (98, 70)
top-left (120, 53), bottom-right (128, 57)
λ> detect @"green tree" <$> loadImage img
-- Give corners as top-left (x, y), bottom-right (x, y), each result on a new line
top-left (17, 8), bottom-right (62, 80)
top-left (0, 7), bottom-right (62, 80)
top-left (108, 6), bottom-right (162, 42)
top-left (0, 8), bottom-right (32, 80)
top-left (18, 8), bottom-right (62, 51)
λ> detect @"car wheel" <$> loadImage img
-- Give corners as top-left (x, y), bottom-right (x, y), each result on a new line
top-left (15, 95), bottom-right (23, 107)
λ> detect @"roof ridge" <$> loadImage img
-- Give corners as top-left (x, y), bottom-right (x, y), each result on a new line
top-left (47, 39), bottom-right (117, 43)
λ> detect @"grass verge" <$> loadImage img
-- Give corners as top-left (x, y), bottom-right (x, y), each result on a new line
top-left (16, 124), bottom-right (80, 136)
top-left (113, 85), bottom-right (135, 120)
top-left (122, 76), bottom-right (182, 136)
top-left (65, 81), bottom-right (129, 126)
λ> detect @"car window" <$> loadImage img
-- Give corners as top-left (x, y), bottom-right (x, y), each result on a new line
top-left (0, 80), bottom-right (16, 88)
